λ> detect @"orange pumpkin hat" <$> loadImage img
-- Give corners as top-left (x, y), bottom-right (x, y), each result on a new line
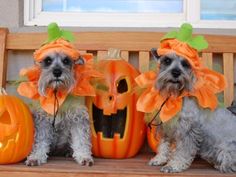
top-left (17, 23), bottom-right (103, 115)
top-left (136, 23), bottom-right (227, 123)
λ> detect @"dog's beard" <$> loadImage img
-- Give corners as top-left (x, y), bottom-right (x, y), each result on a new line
top-left (38, 70), bottom-right (75, 96)
top-left (156, 71), bottom-right (194, 98)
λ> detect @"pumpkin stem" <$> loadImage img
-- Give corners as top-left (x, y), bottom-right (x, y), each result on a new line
top-left (0, 88), bottom-right (7, 95)
top-left (107, 48), bottom-right (121, 59)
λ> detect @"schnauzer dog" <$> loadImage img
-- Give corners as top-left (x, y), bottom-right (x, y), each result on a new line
top-left (148, 52), bottom-right (236, 173)
top-left (25, 52), bottom-right (94, 166)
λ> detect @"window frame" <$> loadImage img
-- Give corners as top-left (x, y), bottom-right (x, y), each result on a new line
top-left (24, 0), bottom-right (236, 28)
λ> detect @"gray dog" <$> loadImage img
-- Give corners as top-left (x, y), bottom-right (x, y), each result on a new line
top-left (148, 52), bottom-right (236, 173)
top-left (25, 52), bottom-right (93, 166)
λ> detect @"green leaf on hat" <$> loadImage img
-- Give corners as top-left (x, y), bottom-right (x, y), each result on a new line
top-left (161, 31), bottom-right (178, 41)
top-left (176, 23), bottom-right (193, 42)
top-left (61, 30), bottom-right (75, 42)
top-left (161, 23), bottom-right (208, 51)
top-left (188, 35), bottom-right (208, 51)
top-left (45, 22), bottom-right (74, 43)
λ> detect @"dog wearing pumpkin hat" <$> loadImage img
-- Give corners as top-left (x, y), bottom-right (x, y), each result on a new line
top-left (136, 23), bottom-right (236, 173)
top-left (17, 23), bottom-right (102, 166)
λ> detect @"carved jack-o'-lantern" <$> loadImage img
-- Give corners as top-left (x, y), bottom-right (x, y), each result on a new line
top-left (0, 89), bottom-right (34, 164)
top-left (86, 49), bottom-right (146, 158)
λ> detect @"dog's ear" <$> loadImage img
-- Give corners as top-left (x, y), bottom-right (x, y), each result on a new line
top-left (75, 56), bottom-right (85, 65)
top-left (150, 48), bottom-right (160, 61)
top-left (227, 100), bottom-right (236, 116)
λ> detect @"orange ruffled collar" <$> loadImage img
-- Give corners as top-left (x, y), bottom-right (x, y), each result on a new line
top-left (17, 39), bottom-right (102, 115)
top-left (136, 39), bottom-right (226, 123)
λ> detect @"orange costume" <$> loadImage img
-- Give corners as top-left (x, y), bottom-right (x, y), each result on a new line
top-left (136, 23), bottom-right (226, 123)
top-left (17, 23), bottom-right (102, 115)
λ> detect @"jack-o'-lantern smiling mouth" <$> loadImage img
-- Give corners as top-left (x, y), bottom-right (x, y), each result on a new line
top-left (92, 104), bottom-right (127, 139)
top-left (0, 133), bottom-right (17, 149)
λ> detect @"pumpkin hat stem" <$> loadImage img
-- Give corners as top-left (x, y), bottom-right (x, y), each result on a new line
top-left (0, 88), bottom-right (7, 95)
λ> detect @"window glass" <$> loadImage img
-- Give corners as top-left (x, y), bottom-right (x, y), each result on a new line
top-left (42, 0), bottom-right (183, 13)
top-left (201, 0), bottom-right (236, 20)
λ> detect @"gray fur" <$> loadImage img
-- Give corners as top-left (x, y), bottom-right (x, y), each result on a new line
top-left (25, 52), bottom-right (93, 166)
top-left (149, 53), bottom-right (236, 173)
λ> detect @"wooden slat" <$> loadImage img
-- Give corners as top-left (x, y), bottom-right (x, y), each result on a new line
top-left (121, 51), bottom-right (129, 62)
top-left (6, 32), bottom-right (236, 53)
top-left (139, 51), bottom-right (150, 73)
top-left (202, 53), bottom-right (213, 69)
top-left (97, 51), bottom-right (108, 60)
top-left (0, 153), bottom-right (235, 177)
top-left (0, 28), bottom-right (8, 88)
top-left (79, 50), bottom-right (87, 55)
top-left (223, 53), bottom-right (234, 106)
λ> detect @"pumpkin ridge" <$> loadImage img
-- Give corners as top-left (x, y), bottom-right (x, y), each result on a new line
top-left (9, 97), bottom-right (19, 162)
top-left (125, 98), bottom-right (135, 157)
top-left (113, 134), bottom-right (119, 158)
top-left (4, 96), bottom-right (17, 162)
top-left (97, 132), bottom-right (102, 157)
top-left (18, 98), bottom-right (33, 161)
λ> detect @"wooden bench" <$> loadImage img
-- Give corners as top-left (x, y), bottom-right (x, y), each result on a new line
top-left (0, 28), bottom-right (235, 177)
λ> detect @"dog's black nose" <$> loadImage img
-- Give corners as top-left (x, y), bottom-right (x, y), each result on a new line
top-left (171, 68), bottom-right (181, 78)
top-left (53, 68), bottom-right (62, 77)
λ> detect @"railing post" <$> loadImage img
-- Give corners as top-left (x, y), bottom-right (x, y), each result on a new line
top-left (0, 28), bottom-right (9, 88)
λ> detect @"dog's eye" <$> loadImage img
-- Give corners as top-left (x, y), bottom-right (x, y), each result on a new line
top-left (181, 60), bottom-right (191, 69)
top-left (44, 57), bottom-right (52, 66)
top-left (63, 57), bottom-right (71, 65)
top-left (163, 57), bottom-right (172, 66)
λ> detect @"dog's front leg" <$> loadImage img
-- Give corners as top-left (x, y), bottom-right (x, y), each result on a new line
top-left (25, 111), bottom-right (53, 166)
top-left (70, 106), bottom-right (94, 166)
top-left (160, 131), bottom-right (199, 173)
top-left (149, 136), bottom-right (170, 166)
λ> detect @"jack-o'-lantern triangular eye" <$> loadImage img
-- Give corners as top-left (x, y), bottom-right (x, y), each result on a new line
top-left (0, 108), bottom-right (11, 125)
top-left (117, 78), bottom-right (128, 94)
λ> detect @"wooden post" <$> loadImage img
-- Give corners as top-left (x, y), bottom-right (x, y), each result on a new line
top-left (223, 53), bottom-right (234, 107)
top-left (139, 51), bottom-right (150, 73)
top-left (0, 28), bottom-right (8, 88)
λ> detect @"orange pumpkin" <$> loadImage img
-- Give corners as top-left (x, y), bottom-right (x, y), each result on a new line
top-left (86, 49), bottom-right (146, 158)
top-left (147, 126), bottom-right (161, 153)
top-left (0, 89), bottom-right (34, 164)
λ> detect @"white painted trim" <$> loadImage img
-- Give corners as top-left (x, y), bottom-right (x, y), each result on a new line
top-left (186, 0), bottom-right (200, 23)
top-left (25, 12), bottom-right (186, 27)
top-left (24, 0), bottom-right (236, 29)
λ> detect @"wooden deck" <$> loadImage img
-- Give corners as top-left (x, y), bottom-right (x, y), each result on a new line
top-left (0, 153), bottom-right (235, 177)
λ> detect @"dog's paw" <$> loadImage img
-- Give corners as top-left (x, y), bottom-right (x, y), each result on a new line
top-left (75, 156), bottom-right (94, 166)
top-left (160, 165), bottom-right (182, 173)
top-left (215, 164), bottom-right (236, 173)
top-left (25, 159), bottom-right (45, 166)
top-left (148, 156), bottom-right (167, 166)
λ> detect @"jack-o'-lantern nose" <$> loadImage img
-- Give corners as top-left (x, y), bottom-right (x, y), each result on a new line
top-left (108, 95), bottom-right (114, 101)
